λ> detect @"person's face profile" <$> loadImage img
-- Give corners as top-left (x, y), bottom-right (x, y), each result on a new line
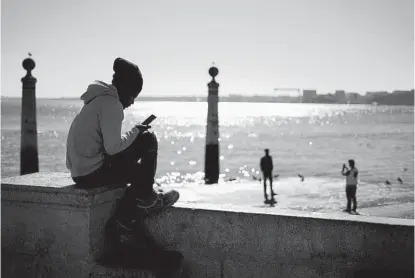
top-left (118, 82), bottom-right (138, 109)
top-left (119, 92), bottom-right (134, 109)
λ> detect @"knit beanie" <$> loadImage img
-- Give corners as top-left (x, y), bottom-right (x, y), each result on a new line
top-left (113, 57), bottom-right (143, 97)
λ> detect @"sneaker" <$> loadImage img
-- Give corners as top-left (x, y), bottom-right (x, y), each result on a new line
top-left (97, 218), bottom-right (144, 267)
top-left (100, 217), bottom-right (183, 274)
top-left (343, 209), bottom-right (351, 213)
top-left (102, 216), bottom-right (163, 251)
top-left (135, 189), bottom-right (180, 215)
top-left (105, 218), bottom-right (147, 249)
top-left (265, 198), bottom-right (277, 205)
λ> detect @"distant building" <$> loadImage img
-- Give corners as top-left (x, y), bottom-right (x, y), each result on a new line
top-left (370, 90), bottom-right (414, 105)
top-left (335, 90), bottom-right (347, 103)
top-left (346, 92), bottom-right (360, 104)
top-left (313, 93), bottom-right (337, 104)
top-left (392, 90), bottom-right (411, 95)
top-left (302, 89), bottom-right (317, 103)
top-left (275, 95), bottom-right (301, 103)
top-left (366, 91), bottom-right (389, 97)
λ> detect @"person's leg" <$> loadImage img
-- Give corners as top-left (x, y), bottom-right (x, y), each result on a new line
top-left (269, 174), bottom-right (275, 196)
top-left (263, 173), bottom-right (268, 200)
top-left (345, 187), bottom-right (352, 212)
top-left (106, 131), bottom-right (179, 215)
top-left (100, 215), bottom-right (183, 275)
top-left (73, 131), bottom-right (158, 191)
top-left (72, 163), bottom-right (115, 188)
top-left (351, 186), bottom-right (357, 212)
top-left (106, 131), bottom-right (158, 197)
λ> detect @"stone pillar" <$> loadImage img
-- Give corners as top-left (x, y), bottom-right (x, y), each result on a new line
top-left (204, 66), bottom-right (220, 184)
top-left (20, 56), bottom-right (39, 175)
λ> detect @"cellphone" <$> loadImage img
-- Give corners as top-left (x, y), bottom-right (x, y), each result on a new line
top-left (141, 114), bottom-right (157, 125)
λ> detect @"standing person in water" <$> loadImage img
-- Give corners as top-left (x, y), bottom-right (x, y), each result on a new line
top-left (341, 159), bottom-right (359, 213)
top-left (260, 149), bottom-right (276, 202)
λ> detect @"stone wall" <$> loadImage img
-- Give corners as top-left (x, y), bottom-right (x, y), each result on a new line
top-left (1, 172), bottom-right (413, 277)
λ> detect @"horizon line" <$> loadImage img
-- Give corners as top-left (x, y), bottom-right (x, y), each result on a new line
top-left (2, 90), bottom-right (414, 100)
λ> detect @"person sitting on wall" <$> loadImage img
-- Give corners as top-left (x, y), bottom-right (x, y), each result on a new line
top-left (66, 57), bottom-right (179, 212)
top-left (65, 58), bottom-right (182, 274)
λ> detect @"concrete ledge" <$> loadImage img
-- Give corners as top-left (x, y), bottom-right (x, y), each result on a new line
top-left (144, 206), bottom-right (414, 277)
top-left (173, 202), bottom-right (414, 227)
top-left (2, 172), bottom-right (414, 278)
top-left (1, 172), bottom-right (125, 207)
top-left (1, 172), bottom-right (129, 277)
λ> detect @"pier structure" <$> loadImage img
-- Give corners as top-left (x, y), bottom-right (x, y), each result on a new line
top-left (20, 55), bottom-right (39, 175)
top-left (204, 66), bottom-right (220, 184)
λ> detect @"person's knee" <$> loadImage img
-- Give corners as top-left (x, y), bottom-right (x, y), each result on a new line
top-left (140, 131), bottom-right (158, 151)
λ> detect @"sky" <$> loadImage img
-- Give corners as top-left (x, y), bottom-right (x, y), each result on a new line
top-left (1, 0), bottom-right (414, 98)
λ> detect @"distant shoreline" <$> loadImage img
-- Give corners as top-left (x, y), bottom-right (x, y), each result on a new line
top-left (1, 95), bottom-right (414, 106)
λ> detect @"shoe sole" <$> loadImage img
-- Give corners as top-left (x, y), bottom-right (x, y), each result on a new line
top-left (138, 191), bottom-right (180, 215)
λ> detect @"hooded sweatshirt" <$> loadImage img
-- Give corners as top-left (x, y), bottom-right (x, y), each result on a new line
top-left (66, 81), bottom-right (140, 177)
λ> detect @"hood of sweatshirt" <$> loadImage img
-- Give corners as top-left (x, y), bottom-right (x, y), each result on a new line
top-left (80, 81), bottom-right (119, 104)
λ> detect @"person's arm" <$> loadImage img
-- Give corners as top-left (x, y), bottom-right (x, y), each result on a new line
top-left (260, 158), bottom-right (264, 172)
top-left (270, 156), bottom-right (274, 171)
top-left (341, 165), bottom-right (350, 176)
top-left (354, 169), bottom-right (358, 179)
top-left (99, 98), bottom-right (140, 155)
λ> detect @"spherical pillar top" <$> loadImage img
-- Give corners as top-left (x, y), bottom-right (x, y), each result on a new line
top-left (209, 67), bottom-right (219, 78)
top-left (22, 58), bottom-right (35, 72)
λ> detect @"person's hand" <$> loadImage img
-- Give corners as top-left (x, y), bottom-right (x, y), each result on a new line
top-left (136, 124), bottom-right (151, 133)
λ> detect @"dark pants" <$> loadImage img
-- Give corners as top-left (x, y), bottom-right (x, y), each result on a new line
top-left (263, 171), bottom-right (273, 198)
top-left (72, 131), bottom-right (158, 198)
top-left (73, 131), bottom-right (178, 273)
top-left (346, 185), bottom-right (357, 211)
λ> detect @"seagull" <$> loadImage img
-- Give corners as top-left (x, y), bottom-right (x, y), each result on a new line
top-left (403, 167), bottom-right (408, 172)
top-left (28, 52), bottom-right (32, 57)
top-left (385, 180), bottom-right (391, 185)
top-left (298, 174), bottom-right (305, 182)
top-left (273, 174), bottom-right (279, 179)
top-left (397, 177), bottom-right (403, 184)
